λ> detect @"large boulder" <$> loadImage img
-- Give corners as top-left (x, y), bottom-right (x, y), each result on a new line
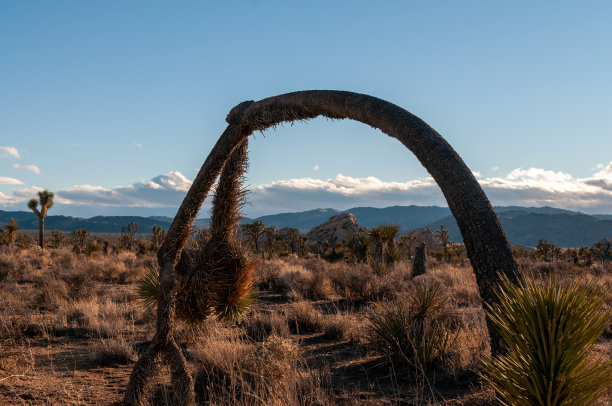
top-left (401, 227), bottom-right (442, 254)
top-left (307, 213), bottom-right (367, 243)
top-left (594, 237), bottom-right (612, 256)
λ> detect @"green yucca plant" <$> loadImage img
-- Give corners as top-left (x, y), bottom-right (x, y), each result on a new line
top-left (483, 275), bottom-right (612, 406)
top-left (136, 267), bottom-right (161, 312)
top-left (213, 289), bottom-right (257, 322)
top-left (136, 265), bottom-right (255, 323)
top-left (368, 282), bottom-right (451, 372)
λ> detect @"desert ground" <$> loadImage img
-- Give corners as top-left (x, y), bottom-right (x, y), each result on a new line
top-left (1, 238), bottom-right (611, 405)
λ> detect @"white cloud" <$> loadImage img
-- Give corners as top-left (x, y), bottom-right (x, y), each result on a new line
top-left (0, 186), bottom-right (42, 205)
top-left (0, 177), bottom-right (24, 185)
top-left (2, 162), bottom-right (612, 216)
top-left (13, 163), bottom-right (41, 175)
top-left (57, 171), bottom-right (192, 207)
top-left (247, 163), bottom-right (612, 215)
top-left (0, 146), bottom-right (19, 159)
top-left (249, 174), bottom-right (444, 214)
top-left (314, 165), bottom-right (319, 171)
top-left (133, 142), bottom-right (143, 149)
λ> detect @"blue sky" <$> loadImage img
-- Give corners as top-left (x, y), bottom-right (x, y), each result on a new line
top-left (1, 1), bottom-right (612, 217)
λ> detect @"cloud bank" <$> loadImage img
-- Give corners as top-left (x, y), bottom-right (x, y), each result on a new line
top-left (57, 171), bottom-right (192, 207)
top-left (1, 163), bottom-right (612, 216)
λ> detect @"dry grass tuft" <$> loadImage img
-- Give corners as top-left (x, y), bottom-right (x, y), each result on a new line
top-left (243, 310), bottom-right (290, 341)
top-left (190, 327), bottom-right (333, 406)
top-left (286, 301), bottom-right (324, 333)
top-left (90, 338), bottom-right (137, 366)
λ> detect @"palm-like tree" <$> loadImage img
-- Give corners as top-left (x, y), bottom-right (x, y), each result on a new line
top-left (27, 190), bottom-right (54, 248)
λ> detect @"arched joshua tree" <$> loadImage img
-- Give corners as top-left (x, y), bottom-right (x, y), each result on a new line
top-left (124, 90), bottom-right (518, 405)
top-left (28, 189), bottom-right (54, 249)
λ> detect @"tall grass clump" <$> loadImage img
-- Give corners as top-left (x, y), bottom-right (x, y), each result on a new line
top-left (368, 282), bottom-right (452, 373)
top-left (483, 275), bottom-right (612, 406)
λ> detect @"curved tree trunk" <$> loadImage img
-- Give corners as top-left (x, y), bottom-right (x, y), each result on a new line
top-left (124, 91), bottom-right (518, 405)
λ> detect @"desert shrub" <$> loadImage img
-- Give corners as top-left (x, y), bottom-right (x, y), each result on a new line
top-left (483, 275), bottom-right (612, 406)
top-left (322, 313), bottom-right (357, 341)
top-left (14, 232), bottom-right (35, 249)
top-left (49, 246), bottom-right (78, 269)
top-left (286, 301), bottom-right (324, 333)
top-left (275, 262), bottom-right (336, 300)
top-left (58, 297), bottom-right (130, 338)
top-left (90, 338), bottom-right (136, 366)
top-left (260, 257), bottom-right (410, 303)
top-left (36, 276), bottom-right (73, 309)
top-left (368, 282), bottom-right (453, 373)
top-left (243, 310), bottom-right (290, 341)
top-left (0, 254), bottom-right (19, 282)
top-left (191, 331), bottom-right (333, 405)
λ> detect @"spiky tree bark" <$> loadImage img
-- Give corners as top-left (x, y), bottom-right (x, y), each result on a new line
top-left (27, 190), bottom-right (54, 249)
top-left (124, 91), bottom-right (518, 405)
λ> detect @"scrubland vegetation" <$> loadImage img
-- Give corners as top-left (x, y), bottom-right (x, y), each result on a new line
top-left (0, 232), bottom-right (611, 405)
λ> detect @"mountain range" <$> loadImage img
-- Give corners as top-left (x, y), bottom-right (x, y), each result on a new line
top-left (1, 205), bottom-right (611, 247)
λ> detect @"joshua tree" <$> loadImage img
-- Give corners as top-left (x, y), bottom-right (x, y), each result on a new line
top-left (120, 222), bottom-right (139, 251)
top-left (346, 232), bottom-right (369, 263)
top-left (369, 223), bottom-right (400, 268)
top-left (244, 220), bottom-right (265, 252)
top-left (285, 227), bottom-right (299, 254)
top-left (124, 90), bottom-right (518, 405)
top-left (434, 224), bottom-right (453, 262)
top-left (71, 228), bottom-right (88, 255)
top-left (150, 224), bottom-right (166, 252)
top-left (50, 229), bottom-right (66, 249)
top-left (27, 189), bottom-right (54, 248)
top-left (298, 235), bottom-right (308, 257)
top-left (263, 225), bottom-right (276, 259)
top-left (6, 218), bottom-right (18, 246)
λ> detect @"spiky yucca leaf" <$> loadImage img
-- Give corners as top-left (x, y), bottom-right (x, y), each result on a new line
top-left (483, 275), bottom-right (612, 406)
top-left (411, 282), bottom-right (447, 318)
top-left (213, 288), bottom-right (257, 322)
top-left (136, 267), bottom-right (160, 311)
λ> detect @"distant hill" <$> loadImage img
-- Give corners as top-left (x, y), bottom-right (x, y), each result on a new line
top-left (0, 211), bottom-right (177, 234)
top-left (425, 208), bottom-right (612, 247)
top-left (1, 205), bottom-right (611, 247)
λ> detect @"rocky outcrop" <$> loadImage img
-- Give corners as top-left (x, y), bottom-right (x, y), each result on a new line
top-left (594, 237), bottom-right (612, 255)
top-left (401, 227), bottom-right (442, 254)
top-left (307, 213), bottom-right (367, 243)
